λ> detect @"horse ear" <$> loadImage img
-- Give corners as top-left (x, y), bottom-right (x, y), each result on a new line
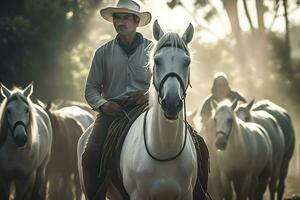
top-left (182, 23), bottom-right (194, 45)
top-left (231, 99), bottom-right (238, 110)
top-left (45, 100), bottom-right (52, 111)
top-left (37, 99), bottom-right (46, 109)
top-left (23, 82), bottom-right (33, 98)
top-left (153, 20), bottom-right (164, 41)
top-left (0, 83), bottom-right (11, 98)
top-left (246, 99), bottom-right (255, 110)
top-left (210, 99), bottom-right (218, 110)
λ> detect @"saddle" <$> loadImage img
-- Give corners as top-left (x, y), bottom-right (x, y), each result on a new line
top-left (99, 103), bottom-right (210, 199)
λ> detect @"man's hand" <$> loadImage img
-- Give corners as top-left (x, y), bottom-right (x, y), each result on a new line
top-left (127, 92), bottom-right (148, 105)
top-left (99, 101), bottom-right (121, 116)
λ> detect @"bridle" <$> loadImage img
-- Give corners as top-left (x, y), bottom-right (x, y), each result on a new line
top-left (216, 130), bottom-right (230, 140)
top-left (6, 97), bottom-right (29, 135)
top-left (143, 44), bottom-right (191, 162)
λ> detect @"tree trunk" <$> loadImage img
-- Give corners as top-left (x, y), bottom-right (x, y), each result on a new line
top-left (242, 0), bottom-right (254, 32)
top-left (282, 0), bottom-right (292, 75)
top-left (223, 0), bottom-right (246, 69)
top-left (256, 0), bottom-right (265, 33)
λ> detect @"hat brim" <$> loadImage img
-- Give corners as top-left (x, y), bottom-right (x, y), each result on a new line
top-left (100, 7), bottom-right (152, 27)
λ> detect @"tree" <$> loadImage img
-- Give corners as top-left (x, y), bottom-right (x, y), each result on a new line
top-left (0, 0), bottom-right (103, 99)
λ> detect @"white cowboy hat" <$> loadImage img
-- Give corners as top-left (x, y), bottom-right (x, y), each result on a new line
top-left (100, 0), bottom-right (152, 27)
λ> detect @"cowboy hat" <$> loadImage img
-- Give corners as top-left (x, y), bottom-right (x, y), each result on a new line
top-left (100, 0), bottom-right (152, 26)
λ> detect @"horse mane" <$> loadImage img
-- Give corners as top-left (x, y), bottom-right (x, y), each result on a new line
top-left (152, 32), bottom-right (190, 59)
top-left (0, 98), bottom-right (8, 145)
top-left (0, 88), bottom-right (38, 146)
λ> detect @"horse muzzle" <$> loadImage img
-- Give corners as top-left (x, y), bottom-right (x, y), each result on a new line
top-left (13, 126), bottom-right (28, 148)
top-left (161, 97), bottom-right (183, 120)
top-left (160, 78), bottom-right (184, 120)
top-left (215, 132), bottom-right (228, 150)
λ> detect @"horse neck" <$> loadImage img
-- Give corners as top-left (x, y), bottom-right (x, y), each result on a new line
top-left (146, 93), bottom-right (185, 159)
top-left (227, 115), bottom-right (245, 152)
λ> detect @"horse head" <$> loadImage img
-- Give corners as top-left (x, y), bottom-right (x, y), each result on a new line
top-left (0, 83), bottom-right (34, 148)
top-left (152, 20), bottom-right (194, 120)
top-left (236, 99), bottom-right (255, 122)
top-left (212, 99), bottom-right (237, 150)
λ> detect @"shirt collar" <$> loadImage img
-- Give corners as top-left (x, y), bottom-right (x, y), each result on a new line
top-left (116, 32), bottom-right (144, 56)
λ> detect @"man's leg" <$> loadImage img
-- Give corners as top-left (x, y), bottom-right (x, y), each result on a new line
top-left (82, 113), bottom-right (115, 200)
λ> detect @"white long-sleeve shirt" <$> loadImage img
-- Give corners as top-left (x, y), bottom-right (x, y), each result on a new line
top-left (85, 36), bottom-right (152, 110)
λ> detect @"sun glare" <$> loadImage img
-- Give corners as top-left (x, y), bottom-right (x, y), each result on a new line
top-left (140, 0), bottom-right (195, 32)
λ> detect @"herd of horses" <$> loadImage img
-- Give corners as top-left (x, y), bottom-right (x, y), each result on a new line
top-left (0, 21), bottom-right (296, 200)
top-left (193, 99), bottom-right (295, 200)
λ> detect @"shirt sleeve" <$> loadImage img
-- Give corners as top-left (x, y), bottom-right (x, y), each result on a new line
top-left (200, 97), bottom-right (212, 117)
top-left (84, 48), bottom-right (108, 110)
top-left (233, 91), bottom-right (247, 103)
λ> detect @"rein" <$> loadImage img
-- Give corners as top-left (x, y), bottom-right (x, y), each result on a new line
top-left (143, 98), bottom-right (188, 162)
top-left (10, 121), bottom-right (28, 134)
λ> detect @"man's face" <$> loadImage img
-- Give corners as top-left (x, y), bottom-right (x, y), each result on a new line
top-left (214, 79), bottom-right (230, 100)
top-left (113, 13), bottom-right (139, 36)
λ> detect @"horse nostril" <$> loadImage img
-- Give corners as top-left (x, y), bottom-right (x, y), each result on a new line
top-left (161, 99), bottom-right (167, 110)
top-left (177, 100), bottom-right (183, 110)
top-left (14, 131), bottom-right (28, 147)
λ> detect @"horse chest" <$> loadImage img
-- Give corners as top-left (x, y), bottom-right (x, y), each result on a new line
top-left (218, 149), bottom-right (252, 175)
top-left (0, 142), bottom-right (36, 176)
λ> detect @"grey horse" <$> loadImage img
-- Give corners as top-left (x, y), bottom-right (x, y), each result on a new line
top-left (0, 83), bottom-right (52, 200)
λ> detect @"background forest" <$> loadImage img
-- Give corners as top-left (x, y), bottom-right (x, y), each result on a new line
top-left (1, 0), bottom-right (300, 197)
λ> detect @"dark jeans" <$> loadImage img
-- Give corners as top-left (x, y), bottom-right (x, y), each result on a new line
top-left (82, 95), bottom-right (148, 200)
top-left (82, 113), bottom-right (115, 200)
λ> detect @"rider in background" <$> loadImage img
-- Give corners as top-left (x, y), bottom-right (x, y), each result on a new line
top-left (200, 72), bottom-right (246, 129)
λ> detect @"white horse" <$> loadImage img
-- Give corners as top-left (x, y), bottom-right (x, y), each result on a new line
top-left (78, 20), bottom-right (208, 200)
top-left (53, 105), bottom-right (94, 130)
top-left (252, 100), bottom-right (295, 200)
top-left (0, 83), bottom-right (52, 200)
top-left (41, 101), bottom-right (93, 200)
top-left (236, 100), bottom-right (285, 200)
top-left (212, 100), bottom-right (272, 200)
top-left (202, 116), bottom-right (224, 200)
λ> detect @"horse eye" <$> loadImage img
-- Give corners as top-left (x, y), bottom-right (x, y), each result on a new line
top-left (228, 118), bottom-right (233, 123)
top-left (184, 59), bottom-right (191, 66)
top-left (6, 109), bottom-right (11, 115)
top-left (154, 57), bottom-right (161, 66)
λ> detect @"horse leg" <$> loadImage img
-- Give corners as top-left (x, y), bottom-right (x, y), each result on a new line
top-left (0, 177), bottom-right (10, 200)
top-left (269, 171), bottom-right (279, 200)
top-left (234, 175), bottom-right (252, 200)
top-left (182, 190), bottom-right (193, 200)
top-left (60, 174), bottom-right (73, 200)
top-left (47, 172), bottom-right (62, 200)
top-left (277, 161), bottom-right (289, 200)
top-left (15, 172), bottom-right (36, 200)
top-left (31, 157), bottom-right (49, 200)
top-left (220, 173), bottom-right (232, 200)
top-left (254, 163), bottom-right (272, 200)
top-left (74, 172), bottom-right (83, 200)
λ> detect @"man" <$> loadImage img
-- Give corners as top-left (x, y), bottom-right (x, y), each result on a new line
top-left (200, 72), bottom-right (246, 126)
top-left (82, 0), bottom-right (152, 199)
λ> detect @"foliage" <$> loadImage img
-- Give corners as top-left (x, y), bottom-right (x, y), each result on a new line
top-left (0, 0), bottom-right (103, 100)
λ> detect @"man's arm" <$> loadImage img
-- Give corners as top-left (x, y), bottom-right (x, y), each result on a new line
top-left (85, 49), bottom-right (107, 111)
